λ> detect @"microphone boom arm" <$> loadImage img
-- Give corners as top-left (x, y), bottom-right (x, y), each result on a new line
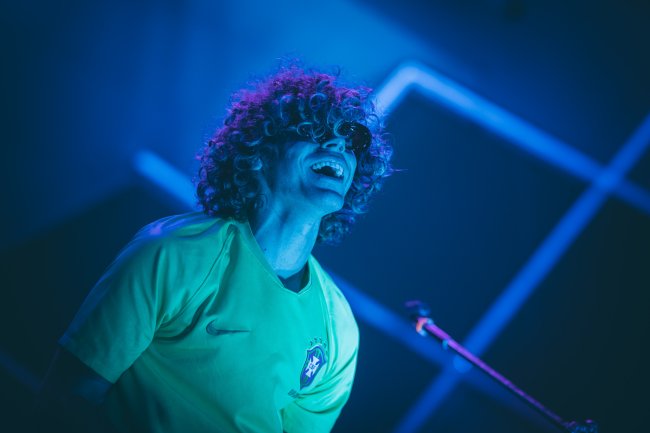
top-left (405, 300), bottom-right (597, 433)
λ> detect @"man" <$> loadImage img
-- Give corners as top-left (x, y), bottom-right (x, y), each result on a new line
top-left (38, 64), bottom-right (393, 433)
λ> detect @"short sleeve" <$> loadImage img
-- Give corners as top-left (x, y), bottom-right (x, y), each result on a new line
top-left (59, 230), bottom-right (183, 384)
top-left (282, 312), bottom-right (359, 433)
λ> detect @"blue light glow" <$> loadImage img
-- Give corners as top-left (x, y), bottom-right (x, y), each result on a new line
top-left (133, 150), bottom-right (197, 208)
top-left (330, 272), bottom-right (446, 366)
top-left (374, 61), bottom-right (650, 216)
top-left (394, 112), bottom-right (650, 433)
top-left (0, 349), bottom-right (40, 393)
top-left (134, 62), bottom-right (650, 433)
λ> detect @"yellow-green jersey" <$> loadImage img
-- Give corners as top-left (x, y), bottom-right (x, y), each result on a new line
top-left (59, 213), bottom-right (359, 433)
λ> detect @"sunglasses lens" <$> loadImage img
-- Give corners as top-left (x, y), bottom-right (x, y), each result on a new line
top-left (339, 122), bottom-right (371, 155)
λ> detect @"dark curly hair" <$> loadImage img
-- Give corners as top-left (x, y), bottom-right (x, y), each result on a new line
top-left (196, 63), bottom-right (393, 245)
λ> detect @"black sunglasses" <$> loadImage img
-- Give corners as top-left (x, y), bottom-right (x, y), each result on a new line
top-left (333, 121), bottom-right (372, 156)
top-left (292, 121), bottom-right (372, 156)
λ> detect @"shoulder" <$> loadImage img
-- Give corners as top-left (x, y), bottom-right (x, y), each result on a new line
top-left (135, 212), bottom-right (231, 243)
top-left (106, 213), bottom-right (237, 290)
top-left (127, 212), bottom-right (233, 258)
top-left (86, 213), bottom-right (237, 325)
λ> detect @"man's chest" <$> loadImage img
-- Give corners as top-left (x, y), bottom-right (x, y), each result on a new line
top-left (151, 271), bottom-right (331, 410)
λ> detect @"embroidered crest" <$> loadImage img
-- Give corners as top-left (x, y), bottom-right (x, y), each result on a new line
top-left (300, 343), bottom-right (327, 389)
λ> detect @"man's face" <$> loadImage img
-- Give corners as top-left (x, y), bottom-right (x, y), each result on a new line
top-left (261, 137), bottom-right (358, 218)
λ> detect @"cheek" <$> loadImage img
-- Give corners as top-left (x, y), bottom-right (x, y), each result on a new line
top-left (348, 158), bottom-right (358, 186)
top-left (271, 162), bottom-right (301, 191)
top-left (344, 173), bottom-right (356, 194)
top-left (349, 153), bottom-right (358, 171)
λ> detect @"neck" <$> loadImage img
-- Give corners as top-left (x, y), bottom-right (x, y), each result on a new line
top-left (248, 203), bottom-right (320, 280)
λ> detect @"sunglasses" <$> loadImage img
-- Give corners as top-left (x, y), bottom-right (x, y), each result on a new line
top-left (334, 122), bottom-right (372, 156)
top-left (292, 121), bottom-right (372, 156)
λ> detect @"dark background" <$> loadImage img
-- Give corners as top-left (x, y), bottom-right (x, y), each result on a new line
top-left (2, 1), bottom-right (649, 432)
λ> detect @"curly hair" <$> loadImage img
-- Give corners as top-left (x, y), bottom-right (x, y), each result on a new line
top-left (196, 63), bottom-right (393, 245)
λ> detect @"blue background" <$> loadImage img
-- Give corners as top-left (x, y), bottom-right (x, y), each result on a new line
top-left (2, 1), bottom-right (649, 432)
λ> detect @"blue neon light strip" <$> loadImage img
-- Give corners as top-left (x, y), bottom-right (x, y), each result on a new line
top-left (374, 61), bottom-right (650, 215)
top-left (133, 150), bottom-right (197, 208)
top-left (394, 113), bottom-right (650, 433)
top-left (0, 349), bottom-right (40, 393)
top-left (330, 272), bottom-right (446, 366)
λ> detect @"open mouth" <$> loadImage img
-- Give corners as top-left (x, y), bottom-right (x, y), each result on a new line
top-left (311, 160), bottom-right (344, 180)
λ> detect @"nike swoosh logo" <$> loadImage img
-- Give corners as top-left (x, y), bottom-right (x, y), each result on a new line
top-left (206, 321), bottom-right (250, 336)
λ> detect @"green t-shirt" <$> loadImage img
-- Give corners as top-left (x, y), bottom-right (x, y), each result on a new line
top-left (59, 213), bottom-right (359, 433)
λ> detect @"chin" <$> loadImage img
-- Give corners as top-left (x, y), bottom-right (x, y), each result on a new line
top-left (314, 191), bottom-right (345, 215)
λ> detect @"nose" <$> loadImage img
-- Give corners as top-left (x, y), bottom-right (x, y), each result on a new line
top-left (320, 137), bottom-right (346, 153)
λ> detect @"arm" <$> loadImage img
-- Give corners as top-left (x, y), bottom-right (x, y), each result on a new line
top-left (35, 347), bottom-right (116, 432)
top-left (35, 223), bottom-right (176, 431)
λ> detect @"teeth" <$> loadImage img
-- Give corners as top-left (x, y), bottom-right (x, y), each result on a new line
top-left (311, 160), bottom-right (344, 178)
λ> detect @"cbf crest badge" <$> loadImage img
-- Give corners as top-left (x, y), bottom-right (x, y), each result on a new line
top-left (300, 342), bottom-right (328, 389)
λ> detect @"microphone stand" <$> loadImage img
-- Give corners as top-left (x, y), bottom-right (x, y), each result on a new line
top-left (405, 300), bottom-right (598, 433)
